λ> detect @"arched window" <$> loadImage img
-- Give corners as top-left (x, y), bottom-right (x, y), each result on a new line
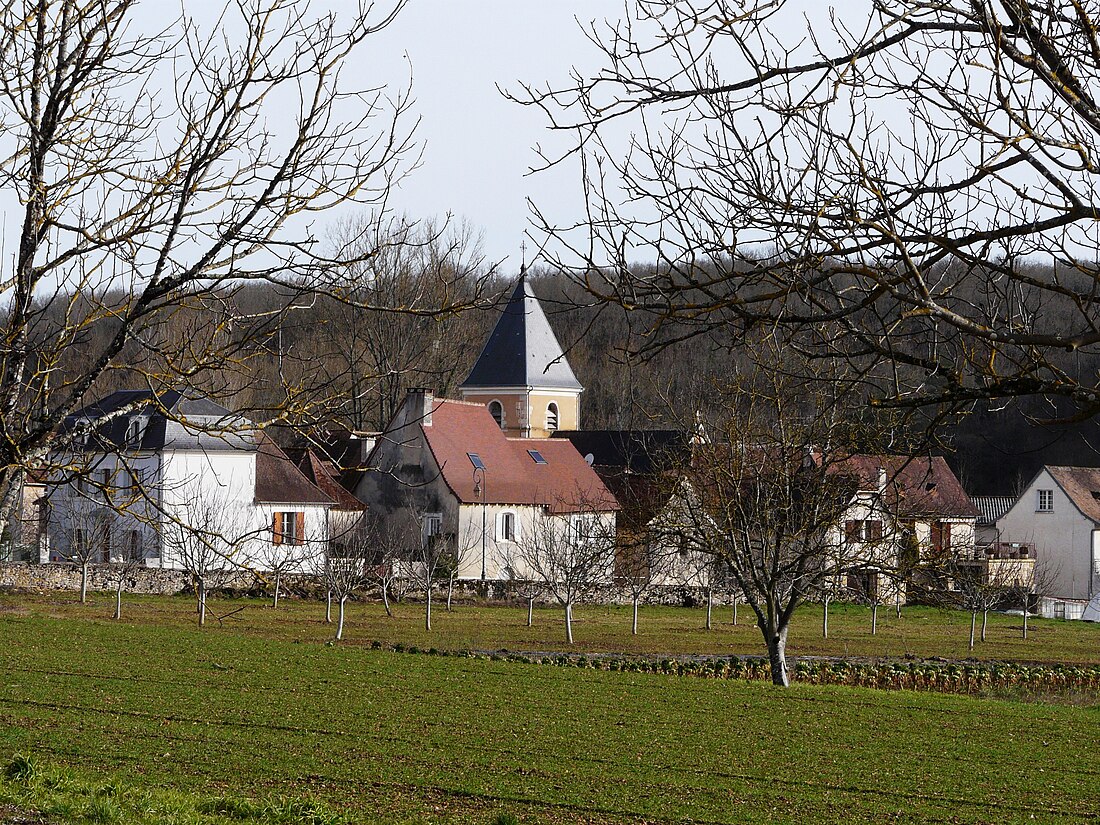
top-left (498, 511), bottom-right (517, 542)
top-left (546, 402), bottom-right (559, 432)
top-left (488, 400), bottom-right (504, 430)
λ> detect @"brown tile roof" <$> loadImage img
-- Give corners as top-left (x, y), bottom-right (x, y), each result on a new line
top-left (254, 434), bottom-right (334, 506)
top-left (1046, 466), bottom-right (1100, 523)
top-left (829, 454), bottom-right (979, 519)
top-left (420, 399), bottom-right (618, 513)
top-left (301, 450), bottom-right (365, 511)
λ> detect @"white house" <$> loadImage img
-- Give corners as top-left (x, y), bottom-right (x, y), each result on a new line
top-left (354, 388), bottom-right (618, 582)
top-left (47, 390), bottom-right (332, 573)
top-left (996, 465), bottom-right (1100, 618)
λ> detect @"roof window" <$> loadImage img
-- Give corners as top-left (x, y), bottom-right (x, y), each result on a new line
top-left (527, 449), bottom-right (547, 465)
top-left (468, 453), bottom-right (486, 470)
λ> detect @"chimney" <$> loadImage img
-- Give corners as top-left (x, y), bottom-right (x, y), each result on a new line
top-left (877, 467), bottom-right (887, 492)
top-left (407, 388), bottom-right (435, 426)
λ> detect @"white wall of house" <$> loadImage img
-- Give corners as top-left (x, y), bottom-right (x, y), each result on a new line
top-left (997, 469), bottom-right (1100, 601)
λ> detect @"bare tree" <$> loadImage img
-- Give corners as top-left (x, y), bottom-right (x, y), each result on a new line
top-left (617, 535), bottom-right (671, 636)
top-left (672, 352), bottom-right (875, 687)
top-left (496, 538), bottom-right (544, 628)
top-left (519, 501), bottom-right (616, 645)
top-left (520, 2), bottom-right (1100, 417)
top-left (0, 0), bottom-right (440, 538)
top-left (101, 526), bottom-right (153, 621)
top-left (53, 497), bottom-right (114, 604)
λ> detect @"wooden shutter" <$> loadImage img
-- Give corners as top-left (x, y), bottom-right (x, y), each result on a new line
top-left (869, 520), bottom-right (883, 541)
top-left (273, 512), bottom-right (283, 545)
top-left (845, 520), bottom-right (859, 540)
top-left (942, 522), bottom-right (952, 550)
top-left (295, 512), bottom-right (305, 546)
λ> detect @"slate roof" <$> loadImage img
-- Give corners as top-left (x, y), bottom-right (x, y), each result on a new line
top-left (410, 399), bottom-right (616, 513)
top-left (971, 495), bottom-right (1016, 526)
top-left (1043, 466), bottom-right (1100, 524)
top-left (254, 435), bottom-right (334, 506)
top-left (828, 454), bottom-right (979, 519)
top-left (65, 389), bottom-right (254, 451)
top-left (460, 279), bottom-right (583, 391)
top-left (550, 430), bottom-right (690, 473)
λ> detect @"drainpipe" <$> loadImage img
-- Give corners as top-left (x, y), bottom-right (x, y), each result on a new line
top-left (1091, 528), bottom-right (1100, 600)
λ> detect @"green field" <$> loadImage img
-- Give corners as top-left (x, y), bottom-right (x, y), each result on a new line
top-left (4, 591), bottom-right (1099, 664)
top-left (1, 598), bottom-right (1099, 823)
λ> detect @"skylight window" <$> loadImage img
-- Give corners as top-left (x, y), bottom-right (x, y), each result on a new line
top-left (468, 453), bottom-right (486, 470)
top-left (527, 449), bottom-right (547, 464)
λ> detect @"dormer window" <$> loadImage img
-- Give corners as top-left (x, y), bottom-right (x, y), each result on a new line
top-left (126, 416), bottom-right (149, 449)
top-left (546, 403), bottom-right (559, 432)
top-left (488, 400), bottom-right (504, 430)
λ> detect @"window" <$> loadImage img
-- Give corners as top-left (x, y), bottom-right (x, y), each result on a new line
top-left (422, 513), bottom-right (443, 547)
top-left (126, 530), bottom-right (143, 561)
top-left (497, 511), bottom-right (517, 542)
top-left (845, 520), bottom-right (883, 542)
top-left (467, 453), bottom-right (486, 471)
top-left (126, 417), bottom-right (148, 448)
top-left (273, 511), bottom-right (304, 546)
top-left (527, 449), bottom-right (547, 464)
top-left (571, 514), bottom-right (600, 544)
top-left (1037, 489), bottom-right (1053, 512)
top-left (546, 403), bottom-right (559, 432)
top-left (488, 400), bottom-right (504, 429)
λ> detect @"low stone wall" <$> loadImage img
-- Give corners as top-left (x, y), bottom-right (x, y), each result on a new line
top-left (0, 561), bottom-right (721, 607)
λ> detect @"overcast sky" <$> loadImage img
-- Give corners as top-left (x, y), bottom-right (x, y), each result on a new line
top-left (364, 1), bottom-right (621, 271)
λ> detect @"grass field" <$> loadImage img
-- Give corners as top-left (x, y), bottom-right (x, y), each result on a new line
top-left (4, 590), bottom-right (1099, 663)
top-left (1, 598), bottom-right (1099, 823)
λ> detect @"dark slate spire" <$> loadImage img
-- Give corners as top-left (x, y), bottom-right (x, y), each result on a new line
top-left (461, 279), bottom-right (583, 390)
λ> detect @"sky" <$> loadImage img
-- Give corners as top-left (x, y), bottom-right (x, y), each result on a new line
top-left (361, 1), bottom-right (623, 271)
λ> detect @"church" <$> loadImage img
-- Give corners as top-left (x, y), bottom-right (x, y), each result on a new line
top-left (352, 278), bottom-right (618, 581)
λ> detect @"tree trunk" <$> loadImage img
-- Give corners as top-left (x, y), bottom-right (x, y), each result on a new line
top-left (822, 598), bottom-right (829, 639)
top-left (732, 598), bottom-right (738, 626)
top-left (1022, 603), bottom-right (1029, 640)
top-left (272, 569), bottom-right (281, 609)
top-left (425, 586), bottom-right (432, 631)
top-left (527, 595), bottom-right (534, 627)
top-left (382, 580), bottom-right (392, 617)
top-left (114, 580), bottom-right (123, 621)
top-left (197, 581), bottom-right (207, 628)
top-left (336, 594), bottom-right (347, 641)
top-left (969, 610), bottom-right (977, 650)
top-left (325, 588), bottom-right (332, 623)
top-left (447, 574), bottom-right (455, 611)
top-left (705, 587), bottom-right (713, 630)
top-left (766, 625), bottom-right (790, 687)
top-left (871, 602), bottom-right (878, 635)
top-left (895, 586), bottom-right (902, 619)
top-left (981, 608), bottom-right (988, 642)
top-left (564, 600), bottom-right (574, 644)
top-left (631, 596), bottom-right (640, 635)
top-left (80, 561), bottom-right (89, 604)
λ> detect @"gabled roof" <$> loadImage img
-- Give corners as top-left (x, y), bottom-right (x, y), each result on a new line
top-left (828, 454), bottom-right (979, 519)
top-left (65, 389), bottom-right (254, 452)
top-left (550, 430), bottom-right (690, 473)
top-left (409, 398), bottom-right (615, 513)
top-left (1042, 466), bottom-right (1100, 525)
top-left (254, 435), bottom-right (333, 506)
top-left (460, 279), bottom-right (583, 391)
top-left (298, 449), bottom-right (366, 511)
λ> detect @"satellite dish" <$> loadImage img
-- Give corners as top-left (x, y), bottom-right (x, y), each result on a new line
top-left (584, 453), bottom-right (595, 466)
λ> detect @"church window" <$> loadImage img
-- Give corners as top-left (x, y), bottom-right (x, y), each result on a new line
top-left (488, 400), bottom-right (504, 429)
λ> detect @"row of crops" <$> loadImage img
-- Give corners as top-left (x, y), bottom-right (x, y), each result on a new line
top-left (368, 639), bottom-right (1100, 695)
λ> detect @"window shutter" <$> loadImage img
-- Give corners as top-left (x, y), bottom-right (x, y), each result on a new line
top-left (870, 520), bottom-right (883, 541)
top-left (943, 522), bottom-right (952, 549)
top-left (295, 512), bottom-right (305, 545)
top-left (273, 512), bottom-right (283, 545)
top-left (845, 520), bottom-right (858, 540)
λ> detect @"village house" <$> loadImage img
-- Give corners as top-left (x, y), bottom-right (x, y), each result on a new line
top-left (824, 454), bottom-right (980, 602)
top-left (996, 465), bottom-right (1100, 619)
top-left (46, 390), bottom-right (333, 573)
top-left (354, 388), bottom-right (617, 581)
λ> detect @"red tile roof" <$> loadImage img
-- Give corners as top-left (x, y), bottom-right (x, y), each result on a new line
top-left (828, 454), bottom-right (978, 519)
top-left (301, 449), bottom-right (366, 511)
top-left (420, 399), bottom-right (617, 513)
